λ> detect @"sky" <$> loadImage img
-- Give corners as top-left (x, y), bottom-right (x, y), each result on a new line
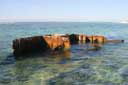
top-left (0, 0), bottom-right (128, 22)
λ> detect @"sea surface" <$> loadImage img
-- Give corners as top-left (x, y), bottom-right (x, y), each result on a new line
top-left (0, 22), bottom-right (128, 85)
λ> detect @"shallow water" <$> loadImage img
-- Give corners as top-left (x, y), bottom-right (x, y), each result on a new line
top-left (0, 22), bottom-right (128, 85)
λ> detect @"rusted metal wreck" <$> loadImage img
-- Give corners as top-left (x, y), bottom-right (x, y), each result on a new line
top-left (12, 34), bottom-right (124, 56)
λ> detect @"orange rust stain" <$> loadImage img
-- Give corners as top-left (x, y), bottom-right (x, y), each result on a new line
top-left (43, 35), bottom-right (70, 50)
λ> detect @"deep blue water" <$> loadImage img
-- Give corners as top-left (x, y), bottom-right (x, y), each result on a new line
top-left (0, 22), bottom-right (128, 85)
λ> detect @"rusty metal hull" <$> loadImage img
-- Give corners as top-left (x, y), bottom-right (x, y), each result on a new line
top-left (12, 34), bottom-right (124, 56)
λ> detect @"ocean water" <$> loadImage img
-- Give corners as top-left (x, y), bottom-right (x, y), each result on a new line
top-left (0, 22), bottom-right (128, 85)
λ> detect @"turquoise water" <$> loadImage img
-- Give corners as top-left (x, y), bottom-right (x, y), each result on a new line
top-left (0, 22), bottom-right (128, 85)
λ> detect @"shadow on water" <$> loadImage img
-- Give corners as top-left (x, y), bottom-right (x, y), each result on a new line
top-left (0, 48), bottom-right (74, 66)
top-left (0, 50), bottom-right (72, 84)
top-left (0, 54), bottom-right (16, 66)
top-left (0, 22), bottom-right (128, 85)
top-left (45, 42), bottom-right (128, 85)
top-left (0, 43), bottom-right (105, 69)
top-left (0, 43), bottom-right (122, 85)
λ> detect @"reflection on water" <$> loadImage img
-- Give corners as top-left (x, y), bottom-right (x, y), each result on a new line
top-left (1, 22), bottom-right (128, 85)
top-left (0, 42), bottom-right (128, 85)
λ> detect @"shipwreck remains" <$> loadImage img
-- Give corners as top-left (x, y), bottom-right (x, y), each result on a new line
top-left (12, 34), bottom-right (124, 56)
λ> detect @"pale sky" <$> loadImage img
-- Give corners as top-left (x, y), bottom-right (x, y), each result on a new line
top-left (0, 0), bottom-right (128, 22)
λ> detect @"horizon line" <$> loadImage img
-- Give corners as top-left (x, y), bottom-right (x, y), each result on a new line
top-left (0, 19), bottom-right (121, 23)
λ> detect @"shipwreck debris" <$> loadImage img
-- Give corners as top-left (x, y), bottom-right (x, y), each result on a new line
top-left (12, 34), bottom-right (124, 56)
